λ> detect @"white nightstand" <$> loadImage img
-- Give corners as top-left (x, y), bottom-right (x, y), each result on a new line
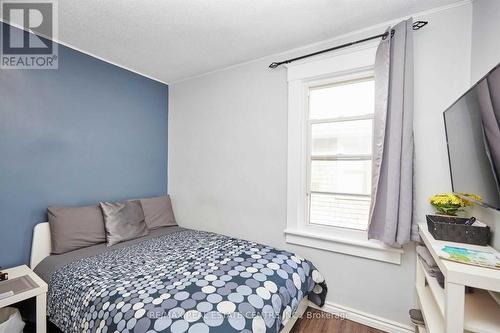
top-left (0, 265), bottom-right (48, 333)
top-left (416, 223), bottom-right (500, 333)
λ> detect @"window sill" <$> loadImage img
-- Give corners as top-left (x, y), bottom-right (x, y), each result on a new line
top-left (284, 228), bottom-right (403, 264)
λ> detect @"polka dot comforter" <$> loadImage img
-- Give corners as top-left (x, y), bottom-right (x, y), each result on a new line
top-left (47, 229), bottom-right (327, 333)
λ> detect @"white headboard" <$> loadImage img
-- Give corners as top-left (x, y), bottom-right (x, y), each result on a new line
top-left (30, 222), bottom-right (51, 269)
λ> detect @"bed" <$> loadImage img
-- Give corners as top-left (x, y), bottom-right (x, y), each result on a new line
top-left (32, 223), bottom-right (327, 333)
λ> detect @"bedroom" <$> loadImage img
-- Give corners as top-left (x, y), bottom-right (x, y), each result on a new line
top-left (0, 0), bottom-right (499, 332)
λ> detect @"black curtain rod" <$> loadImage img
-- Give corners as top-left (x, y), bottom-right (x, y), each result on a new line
top-left (269, 20), bottom-right (428, 69)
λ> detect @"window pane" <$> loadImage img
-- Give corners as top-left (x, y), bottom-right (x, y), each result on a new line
top-left (311, 160), bottom-right (371, 195)
top-left (309, 79), bottom-right (374, 120)
top-left (311, 120), bottom-right (372, 156)
top-left (310, 193), bottom-right (370, 230)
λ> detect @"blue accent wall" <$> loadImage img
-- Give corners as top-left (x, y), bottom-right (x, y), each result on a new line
top-left (0, 23), bottom-right (168, 267)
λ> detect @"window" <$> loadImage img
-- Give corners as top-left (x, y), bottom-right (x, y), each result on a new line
top-left (307, 78), bottom-right (374, 230)
top-left (284, 44), bottom-right (403, 264)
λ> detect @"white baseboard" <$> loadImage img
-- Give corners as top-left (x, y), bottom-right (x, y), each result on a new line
top-left (309, 300), bottom-right (414, 333)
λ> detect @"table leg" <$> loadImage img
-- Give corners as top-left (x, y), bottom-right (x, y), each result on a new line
top-left (445, 282), bottom-right (465, 333)
top-left (36, 293), bottom-right (47, 333)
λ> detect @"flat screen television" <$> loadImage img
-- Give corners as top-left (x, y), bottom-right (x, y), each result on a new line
top-left (444, 63), bottom-right (500, 210)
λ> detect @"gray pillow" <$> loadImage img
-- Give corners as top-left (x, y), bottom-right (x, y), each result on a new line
top-left (100, 200), bottom-right (149, 246)
top-left (48, 205), bottom-right (106, 254)
top-left (140, 195), bottom-right (177, 230)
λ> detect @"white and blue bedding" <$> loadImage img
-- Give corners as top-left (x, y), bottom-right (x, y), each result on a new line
top-left (37, 227), bottom-right (327, 333)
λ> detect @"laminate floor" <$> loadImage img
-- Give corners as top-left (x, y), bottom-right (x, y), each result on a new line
top-left (290, 307), bottom-right (387, 333)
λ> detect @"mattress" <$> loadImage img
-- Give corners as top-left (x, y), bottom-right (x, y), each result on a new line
top-left (35, 227), bottom-right (327, 333)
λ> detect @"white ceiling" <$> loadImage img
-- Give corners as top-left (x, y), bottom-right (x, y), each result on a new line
top-left (56, 0), bottom-right (460, 83)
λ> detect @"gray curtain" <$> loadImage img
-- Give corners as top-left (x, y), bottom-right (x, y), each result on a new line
top-left (368, 18), bottom-right (415, 246)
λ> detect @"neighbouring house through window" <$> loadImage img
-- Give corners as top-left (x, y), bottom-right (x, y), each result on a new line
top-left (308, 77), bottom-right (374, 230)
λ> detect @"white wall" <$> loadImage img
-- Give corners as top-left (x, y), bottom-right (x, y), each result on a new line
top-left (471, 0), bottom-right (500, 82)
top-left (169, 2), bottom-right (472, 325)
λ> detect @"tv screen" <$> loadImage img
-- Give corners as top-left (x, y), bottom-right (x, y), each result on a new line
top-left (444, 63), bottom-right (500, 210)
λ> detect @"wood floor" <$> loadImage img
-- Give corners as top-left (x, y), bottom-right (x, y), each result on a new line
top-left (291, 307), bottom-right (386, 333)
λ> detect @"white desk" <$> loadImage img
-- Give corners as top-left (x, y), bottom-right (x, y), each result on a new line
top-left (417, 223), bottom-right (500, 333)
top-left (0, 265), bottom-right (48, 333)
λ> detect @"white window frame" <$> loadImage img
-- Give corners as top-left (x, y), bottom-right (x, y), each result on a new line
top-left (284, 43), bottom-right (403, 264)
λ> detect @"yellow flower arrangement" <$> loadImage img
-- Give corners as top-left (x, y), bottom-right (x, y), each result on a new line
top-left (429, 193), bottom-right (482, 216)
